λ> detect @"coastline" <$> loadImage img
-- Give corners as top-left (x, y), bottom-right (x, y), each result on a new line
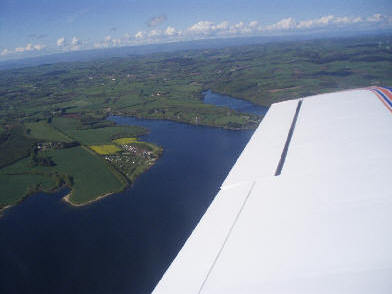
top-left (1, 188), bottom-right (120, 215)
top-left (62, 191), bottom-right (115, 207)
top-left (1, 186), bottom-right (71, 216)
top-left (0, 205), bottom-right (12, 216)
top-left (1, 142), bottom-right (162, 213)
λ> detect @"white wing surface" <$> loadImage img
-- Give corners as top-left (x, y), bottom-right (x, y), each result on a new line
top-left (153, 87), bottom-right (392, 294)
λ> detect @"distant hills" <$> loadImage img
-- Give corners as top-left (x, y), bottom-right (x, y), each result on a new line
top-left (1, 29), bottom-right (391, 71)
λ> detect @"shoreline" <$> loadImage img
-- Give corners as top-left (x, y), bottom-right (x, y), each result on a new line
top-left (1, 142), bottom-right (161, 213)
top-left (1, 188), bottom-right (120, 216)
top-left (0, 205), bottom-right (12, 216)
top-left (62, 191), bottom-right (115, 207)
top-left (110, 113), bottom-right (258, 131)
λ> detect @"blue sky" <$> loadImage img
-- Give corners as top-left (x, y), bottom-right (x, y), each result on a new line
top-left (1, 0), bottom-right (392, 60)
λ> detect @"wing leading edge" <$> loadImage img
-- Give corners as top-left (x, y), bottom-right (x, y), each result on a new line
top-left (153, 87), bottom-right (392, 294)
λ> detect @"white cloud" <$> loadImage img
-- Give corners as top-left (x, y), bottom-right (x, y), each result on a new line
top-left (149, 29), bottom-right (162, 38)
top-left (112, 38), bottom-right (121, 46)
top-left (13, 43), bottom-right (46, 54)
top-left (229, 21), bottom-right (253, 34)
top-left (294, 13), bottom-right (392, 30)
top-left (56, 36), bottom-right (83, 51)
top-left (333, 16), bottom-right (351, 24)
top-left (165, 26), bottom-right (177, 36)
top-left (249, 20), bottom-right (259, 28)
top-left (352, 17), bottom-right (363, 23)
top-left (71, 36), bottom-right (80, 46)
top-left (234, 21), bottom-right (245, 29)
top-left (186, 20), bottom-right (254, 36)
top-left (67, 13), bottom-right (392, 53)
top-left (230, 21), bottom-right (245, 32)
top-left (188, 21), bottom-right (215, 35)
top-left (4, 13), bottom-right (385, 58)
top-left (34, 44), bottom-right (45, 51)
top-left (93, 26), bottom-right (181, 49)
top-left (70, 36), bottom-right (81, 50)
top-left (216, 21), bottom-right (229, 30)
top-left (297, 15), bottom-right (335, 29)
top-left (93, 42), bottom-right (108, 49)
top-left (135, 31), bottom-right (144, 39)
top-left (368, 13), bottom-right (392, 23)
top-left (266, 17), bottom-right (297, 31)
top-left (25, 43), bottom-right (33, 51)
top-left (367, 13), bottom-right (383, 22)
top-left (181, 13), bottom-right (391, 40)
top-left (57, 37), bottom-right (65, 47)
top-left (1, 49), bottom-right (10, 56)
top-left (94, 35), bottom-right (124, 49)
top-left (296, 19), bottom-right (313, 29)
top-left (318, 15), bottom-right (334, 25)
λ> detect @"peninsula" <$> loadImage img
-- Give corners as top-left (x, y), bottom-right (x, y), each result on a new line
top-left (1, 35), bottom-right (392, 211)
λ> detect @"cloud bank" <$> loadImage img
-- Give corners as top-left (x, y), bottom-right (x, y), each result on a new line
top-left (1, 13), bottom-right (391, 58)
top-left (132, 13), bottom-right (392, 44)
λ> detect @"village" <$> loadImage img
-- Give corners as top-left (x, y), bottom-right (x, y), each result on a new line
top-left (103, 140), bottom-right (162, 182)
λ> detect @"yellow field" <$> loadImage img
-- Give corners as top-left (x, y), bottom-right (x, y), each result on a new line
top-left (113, 137), bottom-right (138, 145)
top-left (89, 144), bottom-right (121, 155)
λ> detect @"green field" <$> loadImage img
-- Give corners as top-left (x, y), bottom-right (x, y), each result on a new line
top-left (0, 125), bottom-right (37, 168)
top-left (65, 126), bottom-right (146, 145)
top-left (0, 146), bottom-right (128, 208)
top-left (1, 35), bottom-right (391, 130)
top-left (0, 156), bottom-right (65, 208)
top-left (0, 115), bottom-right (151, 209)
top-left (0, 171), bottom-right (57, 208)
top-left (1, 34), bottom-right (392, 210)
top-left (113, 137), bottom-right (138, 145)
top-left (25, 121), bottom-right (71, 142)
top-left (47, 147), bottom-right (127, 204)
top-left (51, 117), bottom-right (147, 145)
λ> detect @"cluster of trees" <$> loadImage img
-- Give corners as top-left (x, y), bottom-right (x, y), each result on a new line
top-left (30, 150), bottom-right (55, 167)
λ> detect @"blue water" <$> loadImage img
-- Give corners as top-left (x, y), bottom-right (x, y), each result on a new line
top-left (203, 89), bottom-right (268, 116)
top-left (0, 94), bottom-right (266, 294)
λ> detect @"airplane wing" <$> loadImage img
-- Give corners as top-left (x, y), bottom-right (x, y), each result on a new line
top-left (153, 87), bottom-right (392, 294)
